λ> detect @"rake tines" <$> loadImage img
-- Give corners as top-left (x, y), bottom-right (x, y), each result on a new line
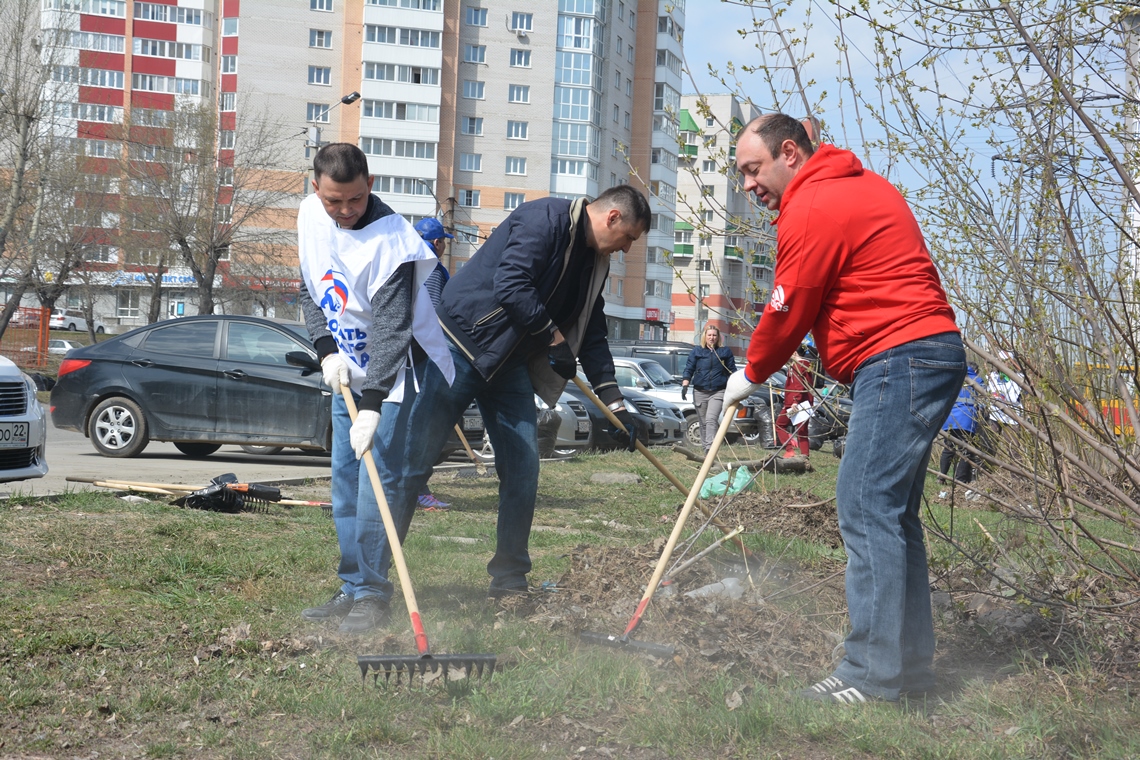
top-left (358, 654), bottom-right (497, 685)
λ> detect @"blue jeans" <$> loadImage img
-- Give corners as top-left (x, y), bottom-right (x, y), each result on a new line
top-left (375, 344), bottom-right (539, 599)
top-left (330, 389), bottom-right (415, 600)
top-left (830, 332), bottom-right (965, 700)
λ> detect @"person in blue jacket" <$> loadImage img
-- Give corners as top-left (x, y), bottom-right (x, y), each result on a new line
top-left (681, 324), bottom-right (738, 452)
top-left (939, 365), bottom-right (981, 490)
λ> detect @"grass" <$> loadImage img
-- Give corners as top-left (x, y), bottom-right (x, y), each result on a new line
top-left (1, 445), bottom-right (1138, 759)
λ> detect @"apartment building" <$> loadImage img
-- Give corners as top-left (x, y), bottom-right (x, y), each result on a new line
top-left (670, 94), bottom-right (773, 352)
top-left (36, 0), bottom-right (685, 335)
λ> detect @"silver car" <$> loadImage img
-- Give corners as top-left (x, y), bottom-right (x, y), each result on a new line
top-left (0, 357), bottom-right (48, 483)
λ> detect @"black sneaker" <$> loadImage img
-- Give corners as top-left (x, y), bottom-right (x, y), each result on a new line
top-left (338, 595), bottom-right (390, 633)
top-left (301, 590), bottom-right (354, 621)
top-left (799, 676), bottom-right (877, 704)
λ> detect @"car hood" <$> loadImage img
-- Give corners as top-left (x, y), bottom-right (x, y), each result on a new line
top-left (0, 356), bottom-right (24, 378)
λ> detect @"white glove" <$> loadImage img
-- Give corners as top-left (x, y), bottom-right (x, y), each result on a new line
top-left (350, 410), bottom-right (381, 459)
top-left (321, 353), bottom-right (350, 391)
top-left (723, 368), bottom-right (761, 409)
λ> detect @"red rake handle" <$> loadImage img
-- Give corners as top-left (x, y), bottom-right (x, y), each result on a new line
top-left (621, 403), bottom-right (739, 638)
top-left (341, 387), bottom-right (430, 657)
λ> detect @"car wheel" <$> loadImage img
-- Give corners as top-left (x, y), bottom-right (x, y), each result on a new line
top-left (88, 397), bottom-right (150, 458)
top-left (240, 445), bottom-right (285, 455)
top-left (96, 326), bottom-right (105, 334)
top-left (67, 323), bottom-right (77, 331)
top-left (684, 414), bottom-right (703, 448)
top-left (174, 442), bottom-right (221, 458)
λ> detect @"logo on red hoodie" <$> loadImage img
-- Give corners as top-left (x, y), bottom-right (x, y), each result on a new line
top-left (769, 285), bottom-right (789, 312)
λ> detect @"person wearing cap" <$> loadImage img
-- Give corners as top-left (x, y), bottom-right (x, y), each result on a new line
top-left (414, 217), bottom-right (454, 310)
top-left (413, 217), bottom-right (456, 511)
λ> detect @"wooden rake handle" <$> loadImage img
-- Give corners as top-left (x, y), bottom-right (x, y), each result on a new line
top-left (571, 377), bottom-right (752, 559)
top-left (622, 402), bottom-right (739, 638)
top-left (341, 387), bottom-right (430, 656)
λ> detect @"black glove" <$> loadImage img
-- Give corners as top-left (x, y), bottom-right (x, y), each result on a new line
top-left (611, 406), bottom-right (640, 452)
top-left (680, 384), bottom-right (688, 400)
top-left (548, 342), bottom-right (576, 380)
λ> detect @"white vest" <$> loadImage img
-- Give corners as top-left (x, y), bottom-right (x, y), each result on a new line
top-left (297, 194), bottom-right (454, 401)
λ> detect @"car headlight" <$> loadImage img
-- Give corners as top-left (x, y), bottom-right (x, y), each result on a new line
top-left (623, 399), bottom-right (637, 414)
top-left (21, 374), bottom-right (37, 404)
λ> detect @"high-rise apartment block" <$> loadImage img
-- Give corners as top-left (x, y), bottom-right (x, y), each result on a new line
top-left (37, 0), bottom-right (687, 337)
top-left (670, 94), bottom-right (773, 352)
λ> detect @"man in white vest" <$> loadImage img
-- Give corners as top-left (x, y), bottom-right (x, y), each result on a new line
top-left (295, 144), bottom-right (454, 633)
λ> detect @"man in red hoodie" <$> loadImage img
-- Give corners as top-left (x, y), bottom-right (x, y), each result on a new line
top-left (724, 114), bottom-right (965, 703)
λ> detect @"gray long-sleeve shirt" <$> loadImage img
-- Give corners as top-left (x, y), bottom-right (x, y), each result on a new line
top-left (298, 194), bottom-right (416, 413)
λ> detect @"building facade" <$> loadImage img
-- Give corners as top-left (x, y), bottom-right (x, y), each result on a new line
top-left (670, 93), bottom-right (773, 352)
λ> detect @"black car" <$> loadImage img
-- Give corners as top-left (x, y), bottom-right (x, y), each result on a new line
top-left (563, 375), bottom-right (661, 451)
top-left (51, 315), bottom-right (334, 458)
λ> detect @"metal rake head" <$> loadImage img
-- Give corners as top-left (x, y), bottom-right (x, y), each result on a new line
top-left (357, 654), bottom-right (497, 685)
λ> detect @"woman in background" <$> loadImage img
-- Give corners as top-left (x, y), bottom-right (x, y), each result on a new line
top-left (681, 324), bottom-right (737, 452)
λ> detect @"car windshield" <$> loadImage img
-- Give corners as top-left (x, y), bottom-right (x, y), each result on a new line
top-left (641, 360), bottom-right (675, 386)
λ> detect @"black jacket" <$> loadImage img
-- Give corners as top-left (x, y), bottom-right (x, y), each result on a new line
top-left (683, 346), bottom-right (737, 392)
top-left (437, 197), bottom-right (620, 403)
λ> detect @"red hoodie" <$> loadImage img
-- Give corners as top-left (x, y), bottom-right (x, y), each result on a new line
top-left (744, 145), bottom-right (958, 385)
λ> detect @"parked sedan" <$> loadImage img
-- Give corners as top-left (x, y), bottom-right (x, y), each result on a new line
top-left (49, 309), bottom-right (107, 334)
top-left (563, 375), bottom-right (659, 451)
top-left (0, 357), bottom-right (48, 483)
top-left (50, 315), bottom-right (332, 458)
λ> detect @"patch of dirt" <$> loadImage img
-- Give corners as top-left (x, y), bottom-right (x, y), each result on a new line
top-left (709, 488), bottom-right (842, 549)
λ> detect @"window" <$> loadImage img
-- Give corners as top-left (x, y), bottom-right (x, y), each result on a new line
top-left (504, 192), bottom-right (525, 210)
top-left (614, 69), bottom-right (621, 89)
top-left (220, 92), bottom-right (236, 111)
top-left (698, 260), bottom-right (711, 272)
top-left (553, 122), bottom-right (592, 156)
top-left (626, 79), bottom-right (632, 96)
top-left (703, 135), bottom-right (717, 147)
top-left (551, 158), bottom-right (587, 176)
top-left (221, 55), bottom-right (237, 74)
top-left (361, 100), bottom-right (439, 122)
top-left (464, 44), bottom-right (486, 63)
top-left (702, 185), bottom-right (714, 198)
top-left (505, 156), bottom-right (527, 175)
top-left (511, 12), bottom-right (533, 31)
top-left (675, 230), bottom-right (692, 244)
top-left (613, 105), bottom-right (619, 122)
top-left (507, 121), bottom-right (528, 139)
top-left (616, 36), bottom-right (623, 56)
top-left (52, 66), bottom-right (124, 89)
top-left (116, 290), bottom-right (141, 319)
top-left (702, 210), bottom-right (715, 222)
top-left (656, 48), bottom-right (682, 75)
top-left (629, 10), bottom-right (635, 28)
top-left (618, 1), bottom-right (624, 19)
top-left (554, 86), bottom-right (594, 121)
top-left (219, 130), bottom-right (235, 149)
top-left (363, 63), bottom-right (439, 85)
top-left (360, 137), bottom-right (437, 159)
top-left (368, 0), bottom-right (440, 7)
top-left (222, 17), bottom-right (238, 35)
top-left (461, 117), bottom-right (483, 135)
top-left (508, 84), bottom-right (530, 103)
top-left (66, 31), bottom-right (126, 53)
top-left (131, 73), bottom-right (204, 95)
top-left (400, 28), bottom-right (440, 47)
top-left (510, 49), bottom-right (531, 67)
top-left (311, 0), bottom-right (333, 8)
top-left (650, 180), bottom-right (676, 204)
top-left (657, 15), bottom-right (683, 42)
top-left (374, 176), bottom-right (434, 195)
top-left (465, 6), bottom-right (487, 25)
top-left (133, 39), bottom-right (207, 60)
top-left (617, 280), bottom-right (623, 296)
top-left (462, 80), bottom-right (485, 99)
top-left (699, 233), bottom-right (712, 247)
top-left (654, 83), bottom-right (680, 113)
top-left (310, 29), bottom-right (331, 47)
top-left (706, 117), bottom-right (715, 127)
top-left (702, 159), bottom-right (716, 172)
top-left (558, 14), bottom-right (594, 48)
top-left (308, 66), bottom-right (331, 85)
top-left (645, 279), bottom-right (670, 298)
top-left (226, 324), bottom-right (301, 364)
top-left (624, 112), bottom-right (631, 130)
top-left (459, 153), bottom-right (482, 171)
top-left (611, 138), bottom-right (620, 157)
top-left (651, 148), bottom-right (677, 171)
top-left (145, 321), bottom-right (220, 355)
top-left (307, 102), bottom-right (330, 122)
top-left (219, 167), bottom-right (234, 186)
top-left (366, 25), bottom-right (396, 43)
top-left (459, 189), bottom-right (480, 207)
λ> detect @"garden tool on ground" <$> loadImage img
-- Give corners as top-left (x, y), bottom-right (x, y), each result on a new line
top-left (580, 403), bottom-right (740, 657)
top-left (340, 387), bottom-right (496, 684)
top-left (66, 476), bottom-right (333, 511)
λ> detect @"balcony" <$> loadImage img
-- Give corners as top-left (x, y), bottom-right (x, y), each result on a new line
top-left (674, 244), bottom-right (694, 256)
top-left (724, 246), bottom-right (744, 262)
top-left (751, 253), bottom-right (774, 268)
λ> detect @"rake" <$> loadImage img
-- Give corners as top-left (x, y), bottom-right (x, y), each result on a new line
top-left (580, 403), bottom-right (740, 658)
top-left (66, 476), bottom-right (332, 512)
top-left (339, 387), bottom-right (496, 684)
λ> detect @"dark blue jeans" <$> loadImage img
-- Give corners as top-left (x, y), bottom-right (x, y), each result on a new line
top-left (831, 332), bottom-right (965, 700)
top-left (375, 345), bottom-right (539, 600)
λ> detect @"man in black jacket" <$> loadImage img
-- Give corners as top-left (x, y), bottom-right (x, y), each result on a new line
top-left (381, 185), bottom-right (651, 598)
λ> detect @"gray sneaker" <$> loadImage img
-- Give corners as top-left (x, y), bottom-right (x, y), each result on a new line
top-left (339, 595), bottom-right (390, 633)
top-left (301, 590), bottom-right (354, 621)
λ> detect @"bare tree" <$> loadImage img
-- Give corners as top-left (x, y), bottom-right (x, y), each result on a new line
top-left (116, 100), bottom-right (301, 315)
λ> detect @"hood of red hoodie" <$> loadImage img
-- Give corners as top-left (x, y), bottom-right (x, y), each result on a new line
top-left (775, 144), bottom-right (864, 223)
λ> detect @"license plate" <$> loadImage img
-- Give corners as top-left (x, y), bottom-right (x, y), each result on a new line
top-left (577, 420), bottom-right (590, 433)
top-left (0, 422), bottom-right (29, 448)
top-left (652, 422), bottom-right (662, 435)
top-left (462, 415), bottom-right (483, 431)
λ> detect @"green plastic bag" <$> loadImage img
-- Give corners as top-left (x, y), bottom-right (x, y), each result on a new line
top-left (699, 466), bottom-right (752, 499)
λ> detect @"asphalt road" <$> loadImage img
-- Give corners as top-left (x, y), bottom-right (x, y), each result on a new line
top-left (2, 403), bottom-right (337, 498)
